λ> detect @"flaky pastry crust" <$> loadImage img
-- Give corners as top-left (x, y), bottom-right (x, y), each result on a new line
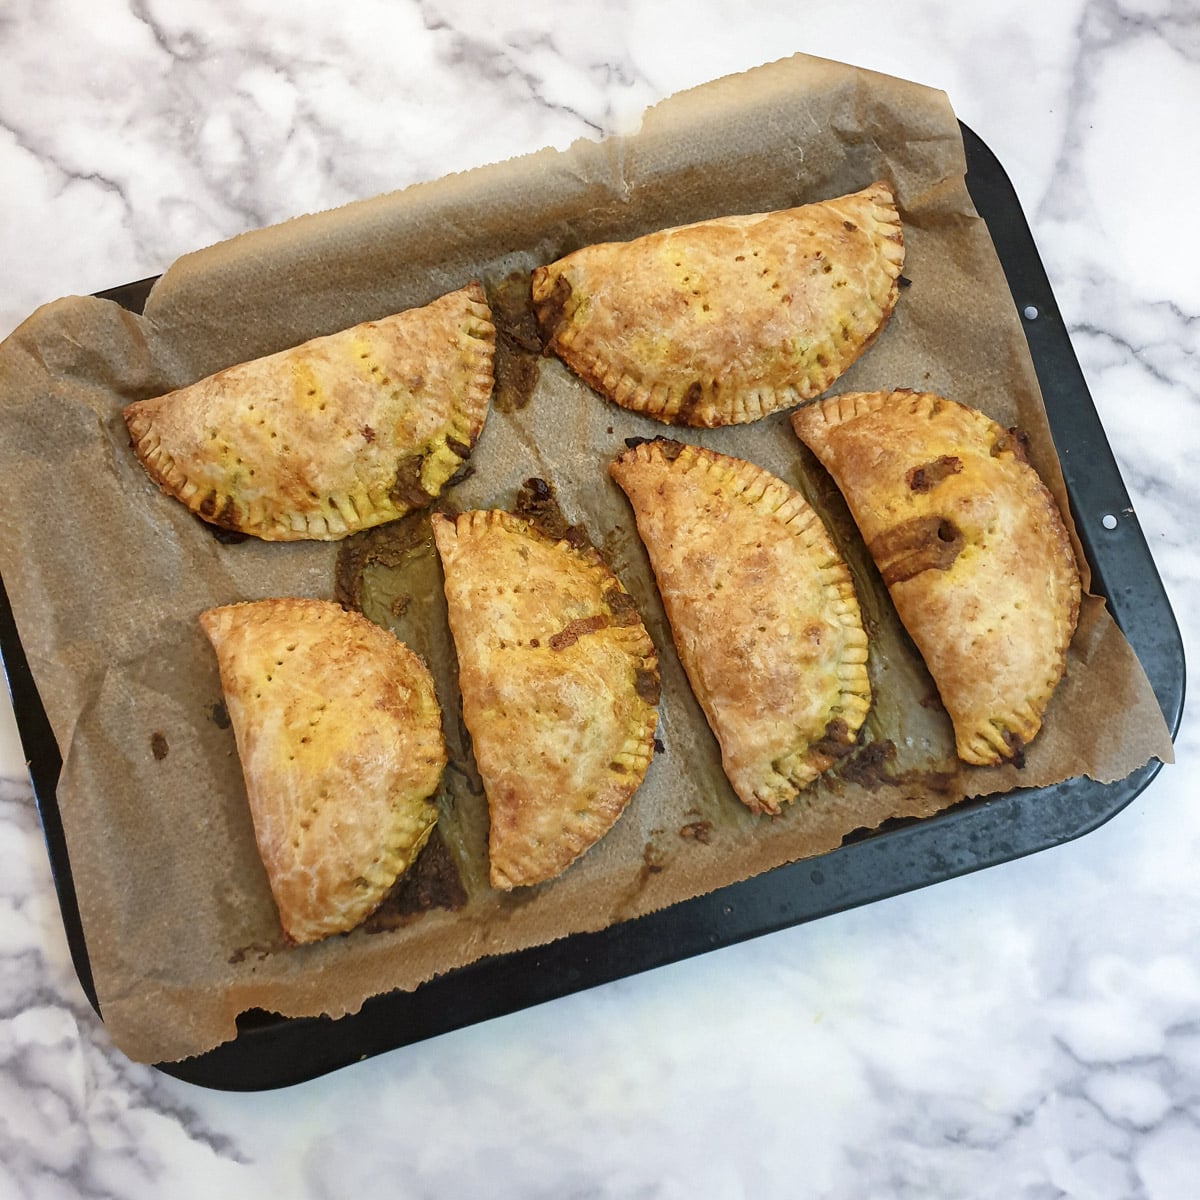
top-left (791, 390), bottom-right (1082, 766)
top-left (432, 509), bottom-right (659, 889)
top-left (199, 598), bottom-right (446, 943)
top-left (125, 283), bottom-right (495, 540)
top-left (532, 182), bottom-right (904, 427)
top-left (610, 440), bottom-right (871, 814)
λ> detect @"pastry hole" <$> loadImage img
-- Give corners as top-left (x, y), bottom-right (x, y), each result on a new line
top-left (1023, 305), bottom-right (1039, 320)
top-left (1102, 513), bottom-right (1118, 530)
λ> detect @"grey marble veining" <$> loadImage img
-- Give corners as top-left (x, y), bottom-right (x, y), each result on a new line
top-left (1, 1), bottom-right (1197, 1196)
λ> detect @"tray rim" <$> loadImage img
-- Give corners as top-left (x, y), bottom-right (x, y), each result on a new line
top-left (0, 120), bottom-right (1185, 1090)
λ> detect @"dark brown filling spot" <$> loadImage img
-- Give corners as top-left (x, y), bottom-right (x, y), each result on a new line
top-left (906, 455), bottom-right (962, 493)
top-left (196, 513), bottom-right (249, 544)
top-left (208, 700), bottom-right (231, 729)
top-left (389, 455), bottom-right (431, 510)
top-left (809, 716), bottom-right (856, 762)
top-left (838, 739), bottom-right (897, 789)
top-left (603, 586), bottom-right (642, 627)
top-left (150, 731), bottom-right (169, 761)
top-left (334, 513), bottom-right (430, 612)
top-left (489, 272), bottom-right (544, 413)
top-left (991, 426), bottom-right (1030, 463)
top-left (634, 665), bottom-right (661, 707)
top-left (514, 477), bottom-right (592, 552)
top-left (621, 436), bottom-right (686, 462)
top-left (549, 614), bottom-right (609, 651)
top-left (446, 436), bottom-right (472, 458)
top-left (673, 380), bottom-right (705, 424)
top-left (679, 821), bottom-right (712, 844)
top-left (197, 491), bottom-right (242, 532)
top-left (363, 828), bottom-right (467, 932)
top-left (638, 842), bottom-right (666, 885)
top-left (444, 460), bottom-right (475, 490)
top-left (532, 271), bottom-right (574, 346)
top-left (869, 515), bottom-right (965, 585)
top-left (514, 476), bottom-right (573, 542)
top-left (1001, 729), bottom-right (1027, 769)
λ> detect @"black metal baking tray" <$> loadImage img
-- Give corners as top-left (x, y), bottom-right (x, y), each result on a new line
top-left (0, 123), bottom-right (1184, 1090)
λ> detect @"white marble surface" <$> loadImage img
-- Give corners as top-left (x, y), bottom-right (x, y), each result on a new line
top-left (1, 1), bottom-right (1197, 1195)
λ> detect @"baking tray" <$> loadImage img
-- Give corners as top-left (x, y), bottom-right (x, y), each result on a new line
top-left (0, 123), bottom-right (1185, 1090)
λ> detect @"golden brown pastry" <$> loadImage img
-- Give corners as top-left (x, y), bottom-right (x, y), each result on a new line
top-left (125, 283), bottom-right (495, 540)
top-left (791, 390), bottom-right (1082, 766)
top-left (532, 182), bottom-right (903, 427)
top-left (431, 509), bottom-right (658, 889)
top-left (199, 598), bottom-right (446, 943)
top-left (610, 440), bottom-right (871, 814)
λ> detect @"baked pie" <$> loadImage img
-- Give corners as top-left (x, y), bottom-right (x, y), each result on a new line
top-left (431, 508), bottom-right (659, 889)
top-left (532, 182), bottom-right (903, 427)
top-left (199, 598), bottom-right (446, 943)
top-left (791, 390), bottom-right (1081, 766)
top-left (610, 440), bottom-right (871, 814)
top-left (125, 283), bottom-right (496, 540)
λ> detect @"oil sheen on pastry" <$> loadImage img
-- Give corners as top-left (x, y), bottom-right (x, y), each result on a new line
top-left (610, 440), bottom-right (871, 814)
top-left (125, 283), bottom-right (495, 540)
top-left (532, 182), bottom-right (903, 428)
top-left (431, 508), bottom-right (659, 889)
top-left (199, 598), bottom-right (446, 943)
top-left (791, 389), bottom-right (1081, 767)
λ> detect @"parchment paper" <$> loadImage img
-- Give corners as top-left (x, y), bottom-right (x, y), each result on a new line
top-left (0, 54), bottom-right (1174, 1064)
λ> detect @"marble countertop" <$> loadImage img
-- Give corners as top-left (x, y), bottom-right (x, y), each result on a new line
top-left (1, 2), bottom-right (1196, 1196)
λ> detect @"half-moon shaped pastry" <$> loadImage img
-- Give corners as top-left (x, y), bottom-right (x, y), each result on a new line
top-left (532, 182), bottom-right (903, 428)
top-left (610, 440), bottom-right (871, 814)
top-left (125, 283), bottom-right (496, 541)
top-left (199, 598), bottom-right (446, 943)
top-left (791, 390), bottom-right (1082, 766)
top-left (431, 509), bottom-right (659, 889)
